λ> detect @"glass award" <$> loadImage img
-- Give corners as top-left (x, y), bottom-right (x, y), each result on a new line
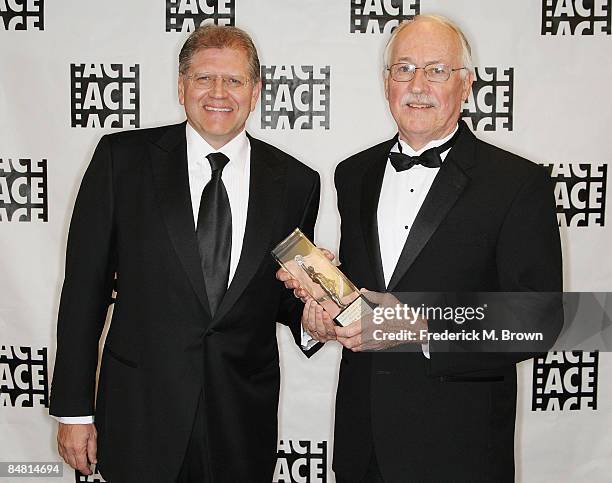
top-left (272, 228), bottom-right (373, 327)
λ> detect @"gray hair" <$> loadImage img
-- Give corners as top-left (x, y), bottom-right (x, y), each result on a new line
top-left (178, 24), bottom-right (261, 81)
top-left (383, 14), bottom-right (474, 78)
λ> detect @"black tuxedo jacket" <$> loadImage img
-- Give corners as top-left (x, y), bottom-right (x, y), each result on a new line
top-left (49, 122), bottom-right (320, 483)
top-left (332, 122), bottom-right (562, 482)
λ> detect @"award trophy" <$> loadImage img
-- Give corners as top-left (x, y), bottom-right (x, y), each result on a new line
top-left (272, 228), bottom-right (373, 327)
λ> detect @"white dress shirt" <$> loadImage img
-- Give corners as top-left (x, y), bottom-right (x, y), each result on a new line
top-left (186, 123), bottom-right (250, 285)
top-left (57, 124), bottom-right (251, 424)
top-left (378, 125), bottom-right (458, 358)
top-left (300, 126), bottom-right (459, 352)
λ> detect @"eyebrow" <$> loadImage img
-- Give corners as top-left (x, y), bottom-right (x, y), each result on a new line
top-left (395, 56), bottom-right (443, 64)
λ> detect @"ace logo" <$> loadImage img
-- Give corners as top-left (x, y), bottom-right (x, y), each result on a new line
top-left (75, 465), bottom-right (107, 482)
top-left (532, 351), bottom-right (598, 411)
top-left (165, 0), bottom-right (235, 32)
top-left (261, 65), bottom-right (331, 130)
top-left (0, 345), bottom-right (49, 408)
top-left (540, 162), bottom-right (607, 227)
top-left (274, 440), bottom-right (327, 483)
top-left (0, 157), bottom-right (48, 222)
top-left (70, 64), bottom-right (140, 129)
top-left (350, 0), bottom-right (419, 33)
top-left (0, 0), bottom-right (43, 30)
top-left (462, 67), bottom-right (514, 132)
top-left (542, 0), bottom-right (611, 35)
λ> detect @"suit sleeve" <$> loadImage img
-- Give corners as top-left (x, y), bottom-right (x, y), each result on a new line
top-left (276, 171), bottom-right (322, 357)
top-left (428, 166), bottom-right (563, 376)
top-left (49, 135), bottom-right (117, 417)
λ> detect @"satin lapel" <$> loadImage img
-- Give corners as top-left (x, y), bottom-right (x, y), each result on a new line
top-left (360, 138), bottom-right (396, 292)
top-left (386, 124), bottom-right (475, 291)
top-left (210, 135), bottom-right (285, 325)
top-left (149, 123), bottom-right (211, 318)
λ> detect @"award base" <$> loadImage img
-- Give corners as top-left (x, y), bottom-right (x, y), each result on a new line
top-left (334, 294), bottom-right (375, 327)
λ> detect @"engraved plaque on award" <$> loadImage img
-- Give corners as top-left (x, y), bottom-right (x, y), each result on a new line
top-left (272, 228), bottom-right (373, 327)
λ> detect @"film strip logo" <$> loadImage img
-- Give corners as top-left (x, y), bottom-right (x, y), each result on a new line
top-left (542, 0), bottom-right (611, 35)
top-left (165, 0), bottom-right (235, 32)
top-left (462, 67), bottom-right (514, 132)
top-left (540, 162), bottom-right (607, 227)
top-left (261, 65), bottom-right (331, 130)
top-left (350, 0), bottom-right (419, 33)
top-left (0, 0), bottom-right (44, 30)
top-left (70, 63), bottom-right (140, 129)
top-left (0, 345), bottom-right (49, 408)
top-left (274, 440), bottom-right (327, 483)
top-left (532, 351), bottom-right (598, 411)
top-left (0, 158), bottom-right (48, 222)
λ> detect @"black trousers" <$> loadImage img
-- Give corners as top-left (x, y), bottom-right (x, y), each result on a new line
top-left (335, 450), bottom-right (385, 483)
top-left (176, 392), bottom-right (209, 483)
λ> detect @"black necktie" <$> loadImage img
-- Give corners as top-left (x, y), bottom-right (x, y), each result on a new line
top-left (196, 152), bottom-right (231, 316)
top-left (389, 125), bottom-right (461, 172)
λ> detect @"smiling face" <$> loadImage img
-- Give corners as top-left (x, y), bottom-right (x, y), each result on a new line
top-left (178, 47), bottom-right (261, 149)
top-left (384, 19), bottom-right (473, 150)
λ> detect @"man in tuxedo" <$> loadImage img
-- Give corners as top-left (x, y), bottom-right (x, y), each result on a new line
top-left (50, 25), bottom-right (320, 482)
top-left (280, 14), bottom-right (562, 483)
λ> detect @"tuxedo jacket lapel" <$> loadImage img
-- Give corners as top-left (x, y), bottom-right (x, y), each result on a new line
top-left (387, 123), bottom-right (475, 291)
top-left (211, 134), bottom-right (285, 325)
top-left (149, 122), bottom-right (212, 319)
top-left (360, 138), bottom-right (396, 292)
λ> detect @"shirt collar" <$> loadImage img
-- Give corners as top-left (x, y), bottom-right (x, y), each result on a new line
top-left (186, 122), bottom-right (249, 173)
top-left (396, 124), bottom-right (459, 157)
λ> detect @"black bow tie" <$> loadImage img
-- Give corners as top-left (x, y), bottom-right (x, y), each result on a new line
top-left (389, 126), bottom-right (462, 172)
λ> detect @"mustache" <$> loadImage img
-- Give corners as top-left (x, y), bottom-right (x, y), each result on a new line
top-left (401, 94), bottom-right (438, 107)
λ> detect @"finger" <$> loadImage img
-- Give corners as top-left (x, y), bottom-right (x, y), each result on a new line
top-left (57, 443), bottom-right (66, 463)
top-left (87, 431), bottom-right (98, 465)
top-left (73, 447), bottom-right (92, 475)
top-left (318, 248), bottom-right (336, 261)
top-left (314, 304), bottom-right (326, 336)
top-left (301, 300), bottom-right (316, 337)
top-left (276, 268), bottom-right (290, 281)
top-left (321, 311), bottom-right (337, 338)
top-left (335, 319), bottom-right (361, 338)
top-left (307, 301), bottom-right (321, 339)
top-left (65, 449), bottom-right (80, 473)
top-left (337, 333), bottom-right (362, 350)
top-left (283, 279), bottom-right (300, 290)
top-left (294, 287), bottom-right (310, 301)
top-left (359, 289), bottom-right (387, 305)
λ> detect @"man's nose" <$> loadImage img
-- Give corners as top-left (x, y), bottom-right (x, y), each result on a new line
top-left (409, 68), bottom-right (428, 93)
top-left (210, 76), bottom-right (228, 97)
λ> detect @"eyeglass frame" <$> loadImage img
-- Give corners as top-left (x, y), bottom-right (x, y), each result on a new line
top-left (182, 72), bottom-right (253, 90)
top-left (386, 62), bottom-right (467, 83)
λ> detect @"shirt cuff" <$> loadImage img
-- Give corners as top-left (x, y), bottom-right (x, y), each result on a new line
top-left (300, 325), bottom-right (319, 350)
top-left (421, 342), bottom-right (430, 359)
top-left (53, 415), bottom-right (95, 424)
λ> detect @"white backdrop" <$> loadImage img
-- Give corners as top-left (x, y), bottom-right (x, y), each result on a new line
top-left (1, 1), bottom-right (611, 482)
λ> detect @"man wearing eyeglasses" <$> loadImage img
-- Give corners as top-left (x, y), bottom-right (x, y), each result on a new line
top-left (50, 25), bottom-right (320, 482)
top-left (280, 14), bottom-right (561, 483)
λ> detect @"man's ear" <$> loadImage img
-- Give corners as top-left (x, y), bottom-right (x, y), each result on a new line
top-left (178, 75), bottom-right (185, 106)
top-left (383, 72), bottom-right (390, 100)
top-left (250, 79), bottom-right (262, 112)
top-left (462, 70), bottom-right (474, 102)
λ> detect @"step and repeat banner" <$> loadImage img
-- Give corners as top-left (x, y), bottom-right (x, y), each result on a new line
top-left (1, 1), bottom-right (611, 482)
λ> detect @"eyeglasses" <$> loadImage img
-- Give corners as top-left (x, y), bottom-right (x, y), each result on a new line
top-left (387, 63), bottom-right (467, 83)
top-left (184, 72), bottom-right (250, 90)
